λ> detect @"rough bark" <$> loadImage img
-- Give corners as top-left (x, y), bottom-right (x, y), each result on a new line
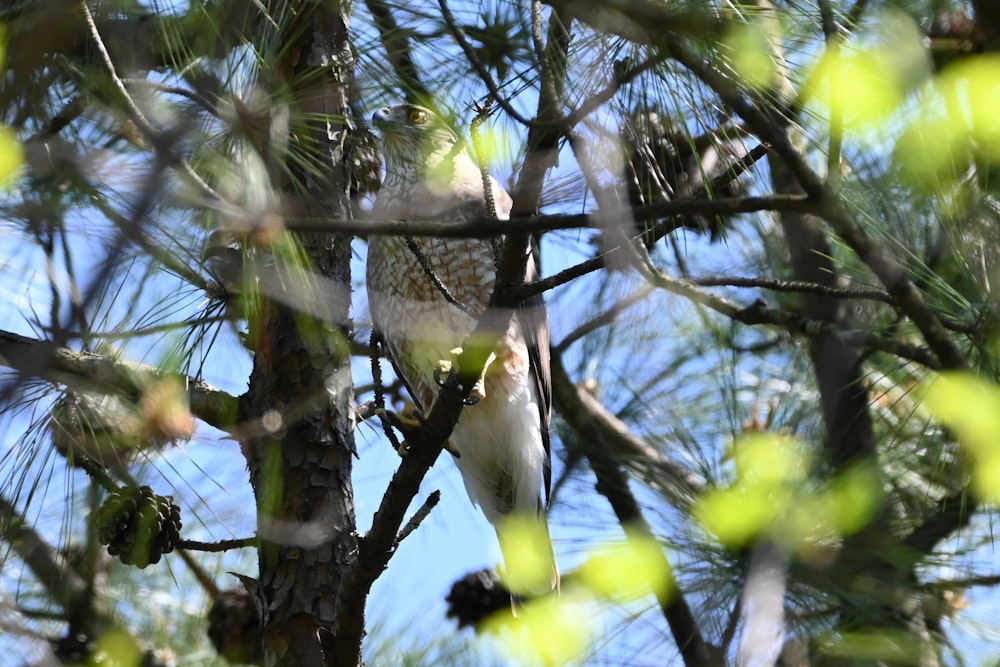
top-left (238, 2), bottom-right (359, 665)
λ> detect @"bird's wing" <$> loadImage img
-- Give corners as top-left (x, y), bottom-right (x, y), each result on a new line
top-left (520, 253), bottom-right (552, 507)
top-left (487, 175), bottom-right (552, 507)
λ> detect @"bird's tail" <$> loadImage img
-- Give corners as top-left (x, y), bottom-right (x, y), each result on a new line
top-left (495, 510), bottom-right (559, 600)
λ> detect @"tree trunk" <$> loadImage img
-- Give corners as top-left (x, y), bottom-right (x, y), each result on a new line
top-left (239, 2), bottom-right (359, 665)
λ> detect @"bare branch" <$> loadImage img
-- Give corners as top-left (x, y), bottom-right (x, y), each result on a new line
top-left (289, 195), bottom-right (814, 237)
top-left (365, 0), bottom-right (433, 104)
top-left (634, 260), bottom-right (942, 368)
top-left (27, 96), bottom-right (87, 142)
top-left (0, 330), bottom-right (238, 433)
top-left (564, 53), bottom-right (670, 129)
top-left (550, 353), bottom-right (704, 509)
top-left (664, 37), bottom-right (969, 371)
top-left (904, 491), bottom-right (975, 556)
top-left (0, 494), bottom-right (90, 610)
top-left (690, 276), bottom-right (892, 303)
top-left (80, 1), bottom-right (225, 206)
top-left (555, 285), bottom-right (656, 353)
top-left (176, 537), bottom-right (257, 553)
top-left (393, 490), bottom-right (441, 549)
top-left (436, 0), bottom-right (533, 125)
top-left (550, 354), bottom-right (718, 666)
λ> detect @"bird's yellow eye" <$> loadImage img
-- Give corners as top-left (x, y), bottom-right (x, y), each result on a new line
top-left (408, 109), bottom-right (426, 124)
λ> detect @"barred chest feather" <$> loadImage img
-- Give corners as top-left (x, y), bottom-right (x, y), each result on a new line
top-left (366, 234), bottom-right (495, 407)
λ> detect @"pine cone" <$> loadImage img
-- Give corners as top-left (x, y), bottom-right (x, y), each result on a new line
top-left (207, 589), bottom-right (263, 664)
top-left (51, 633), bottom-right (93, 663)
top-left (622, 109), bottom-right (748, 242)
top-left (96, 486), bottom-right (182, 568)
top-left (445, 569), bottom-right (513, 631)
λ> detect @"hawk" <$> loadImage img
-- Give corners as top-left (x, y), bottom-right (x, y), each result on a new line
top-left (367, 104), bottom-right (558, 596)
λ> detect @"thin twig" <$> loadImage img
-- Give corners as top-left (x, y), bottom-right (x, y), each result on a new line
top-left (392, 490), bottom-right (441, 549)
top-left (28, 97), bottom-right (87, 142)
top-left (565, 53), bottom-right (670, 129)
top-left (370, 331), bottom-right (404, 452)
top-left (73, 453), bottom-right (121, 494)
top-left (175, 537), bottom-right (257, 552)
top-left (0, 494), bottom-right (90, 610)
top-left (469, 99), bottom-right (499, 221)
top-left (665, 35), bottom-right (969, 371)
top-left (555, 285), bottom-right (655, 353)
top-left (633, 253), bottom-right (941, 368)
top-left (175, 548), bottom-right (221, 599)
top-left (80, 1), bottom-right (225, 206)
top-left (121, 78), bottom-right (221, 117)
top-left (510, 252), bottom-right (613, 300)
top-left (292, 195), bottom-right (814, 237)
top-left (690, 275), bottom-right (892, 302)
top-left (436, 0), bottom-right (533, 126)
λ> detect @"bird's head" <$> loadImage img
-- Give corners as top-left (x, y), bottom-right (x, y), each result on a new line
top-left (372, 104), bottom-right (462, 181)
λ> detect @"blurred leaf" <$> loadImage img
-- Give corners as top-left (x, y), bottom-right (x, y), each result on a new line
top-left (0, 127), bottom-right (24, 186)
top-left (486, 590), bottom-right (596, 667)
top-left (579, 533), bottom-right (674, 603)
top-left (923, 372), bottom-right (1000, 503)
top-left (695, 434), bottom-right (880, 552)
top-left (497, 513), bottom-right (556, 596)
top-left (723, 21), bottom-right (775, 91)
top-left (808, 10), bottom-right (929, 132)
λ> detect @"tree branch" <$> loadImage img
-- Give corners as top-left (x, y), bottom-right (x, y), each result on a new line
top-left (436, 0), bottom-right (533, 125)
top-left (550, 353), bottom-right (704, 509)
top-left (555, 285), bottom-right (656, 353)
top-left (903, 491), bottom-right (975, 556)
top-left (289, 194), bottom-right (814, 237)
top-left (663, 36), bottom-right (969, 371)
top-left (690, 275), bottom-right (892, 302)
top-left (0, 494), bottom-right (90, 611)
top-left (365, 0), bottom-right (433, 104)
top-left (176, 537), bottom-right (257, 553)
top-left (635, 252), bottom-right (942, 368)
top-left (0, 330), bottom-right (238, 433)
top-left (550, 354), bottom-right (717, 666)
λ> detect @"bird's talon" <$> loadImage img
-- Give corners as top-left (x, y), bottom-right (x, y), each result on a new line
top-left (377, 406), bottom-right (425, 446)
top-left (433, 362), bottom-right (449, 386)
top-left (463, 395), bottom-right (480, 406)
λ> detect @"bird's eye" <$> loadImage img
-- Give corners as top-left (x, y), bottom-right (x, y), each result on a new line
top-left (408, 109), bottom-right (426, 124)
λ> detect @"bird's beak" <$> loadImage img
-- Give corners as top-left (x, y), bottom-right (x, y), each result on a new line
top-left (372, 107), bottom-right (392, 127)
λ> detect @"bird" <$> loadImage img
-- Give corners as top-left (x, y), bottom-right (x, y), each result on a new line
top-left (366, 103), bottom-right (558, 597)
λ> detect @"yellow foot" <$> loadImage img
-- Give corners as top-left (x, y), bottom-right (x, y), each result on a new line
top-left (436, 347), bottom-right (491, 402)
top-left (375, 406), bottom-right (424, 456)
top-left (376, 407), bottom-right (462, 459)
